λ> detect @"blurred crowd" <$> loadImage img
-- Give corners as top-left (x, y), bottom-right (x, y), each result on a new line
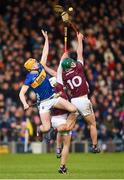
top-left (0, 0), bottom-right (124, 144)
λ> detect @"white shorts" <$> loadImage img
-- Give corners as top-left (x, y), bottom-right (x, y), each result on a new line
top-left (71, 95), bottom-right (93, 116)
top-left (38, 96), bottom-right (61, 113)
top-left (51, 114), bottom-right (72, 136)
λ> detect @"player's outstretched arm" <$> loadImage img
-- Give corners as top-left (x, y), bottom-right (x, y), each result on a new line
top-left (56, 51), bottom-right (68, 85)
top-left (40, 30), bottom-right (56, 77)
top-left (40, 29), bottom-right (49, 66)
top-left (76, 32), bottom-right (84, 64)
top-left (44, 66), bottom-right (57, 77)
top-left (60, 51), bottom-right (69, 61)
top-left (19, 85), bottom-right (29, 110)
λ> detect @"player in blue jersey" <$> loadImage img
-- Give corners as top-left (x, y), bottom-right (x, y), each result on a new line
top-left (19, 30), bottom-right (77, 136)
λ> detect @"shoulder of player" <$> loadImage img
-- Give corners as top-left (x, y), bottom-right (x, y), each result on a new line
top-left (24, 72), bottom-right (34, 85)
top-left (25, 71), bottom-right (38, 81)
top-left (25, 72), bottom-right (32, 79)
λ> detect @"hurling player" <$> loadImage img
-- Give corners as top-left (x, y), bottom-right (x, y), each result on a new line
top-left (50, 80), bottom-right (72, 174)
top-left (57, 32), bottom-right (100, 153)
top-left (19, 30), bottom-right (77, 138)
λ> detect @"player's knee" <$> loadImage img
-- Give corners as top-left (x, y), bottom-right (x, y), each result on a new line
top-left (43, 125), bottom-right (50, 132)
top-left (92, 120), bottom-right (96, 127)
top-left (66, 125), bottom-right (73, 131)
top-left (66, 127), bottom-right (71, 131)
top-left (60, 125), bottom-right (70, 131)
top-left (89, 120), bottom-right (96, 127)
top-left (57, 124), bottom-right (66, 132)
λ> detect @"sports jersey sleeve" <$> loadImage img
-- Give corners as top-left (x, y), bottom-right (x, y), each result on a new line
top-left (39, 63), bottom-right (44, 71)
top-left (56, 60), bottom-right (64, 85)
top-left (24, 74), bottom-right (32, 86)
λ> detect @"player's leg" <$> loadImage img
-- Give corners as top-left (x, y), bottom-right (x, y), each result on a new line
top-left (84, 113), bottom-right (100, 153)
top-left (58, 134), bottom-right (71, 174)
top-left (37, 111), bottom-right (51, 141)
top-left (56, 133), bottom-right (62, 158)
top-left (51, 115), bottom-right (64, 154)
top-left (37, 99), bottom-right (57, 141)
top-left (54, 97), bottom-right (76, 112)
top-left (61, 134), bottom-right (71, 165)
top-left (84, 113), bottom-right (97, 145)
top-left (71, 96), bottom-right (100, 153)
top-left (54, 97), bottom-right (78, 131)
top-left (57, 113), bottom-right (77, 132)
top-left (51, 114), bottom-right (71, 173)
top-left (39, 112), bottom-right (51, 132)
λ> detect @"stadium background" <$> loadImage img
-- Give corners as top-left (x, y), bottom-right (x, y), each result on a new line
top-left (0, 0), bottom-right (124, 153)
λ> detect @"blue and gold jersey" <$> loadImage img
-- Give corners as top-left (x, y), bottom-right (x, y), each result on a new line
top-left (24, 64), bottom-right (54, 101)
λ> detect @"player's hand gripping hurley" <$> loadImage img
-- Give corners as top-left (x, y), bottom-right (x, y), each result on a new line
top-left (53, 4), bottom-right (86, 46)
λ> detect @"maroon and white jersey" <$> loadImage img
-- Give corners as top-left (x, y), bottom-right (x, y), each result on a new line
top-left (62, 61), bottom-right (89, 98)
top-left (51, 83), bottom-right (68, 116)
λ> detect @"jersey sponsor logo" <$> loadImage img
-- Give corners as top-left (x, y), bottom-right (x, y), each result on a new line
top-left (31, 69), bottom-right (46, 88)
top-left (67, 76), bottom-right (82, 89)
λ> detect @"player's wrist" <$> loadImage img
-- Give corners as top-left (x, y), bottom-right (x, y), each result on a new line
top-left (23, 102), bottom-right (29, 107)
top-left (78, 37), bottom-right (83, 41)
top-left (45, 36), bottom-right (48, 39)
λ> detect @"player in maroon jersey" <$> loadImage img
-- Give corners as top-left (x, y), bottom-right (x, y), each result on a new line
top-left (37, 64), bottom-right (76, 173)
top-left (56, 32), bottom-right (100, 153)
top-left (50, 80), bottom-right (72, 174)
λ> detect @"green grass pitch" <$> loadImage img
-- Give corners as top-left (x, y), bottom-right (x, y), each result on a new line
top-left (0, 153), bottom-right (124, 179)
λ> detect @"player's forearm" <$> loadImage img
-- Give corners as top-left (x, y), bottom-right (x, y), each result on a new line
top-left (56, 52), bottom-right (68, 84)
top-left (77, 38), bottom-right (83, 60)
top-left (19, 91), bottom-right (28, 106)
top-left (40, 37), bottom-right (49, 65)
top-left (44, 65), bottom-right (57, 77)
top-left (56, 62), bottom-right (63, 85)
top-left (60, 52), bottom-right (68, 61)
